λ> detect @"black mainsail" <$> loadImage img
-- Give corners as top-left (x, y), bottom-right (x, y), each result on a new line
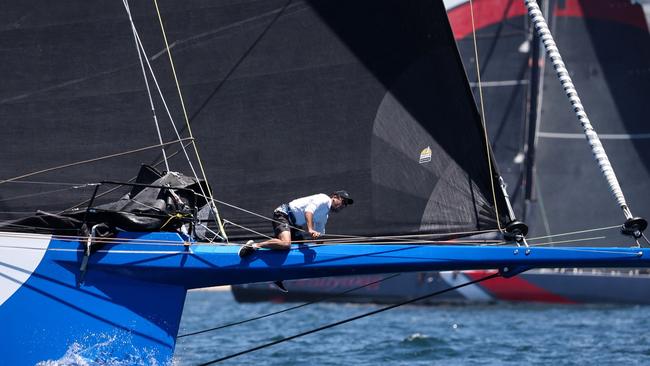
top-left (1, 0), bottom-right (512, 241)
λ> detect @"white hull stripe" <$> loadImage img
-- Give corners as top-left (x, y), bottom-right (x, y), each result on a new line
top-left (0, 231), bottom-right (51, 306)
top-left (439, 271), bottom-right (493, 301)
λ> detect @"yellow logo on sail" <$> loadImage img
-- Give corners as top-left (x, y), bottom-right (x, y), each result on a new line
top-left (419, 146), bottom-right (431, 164)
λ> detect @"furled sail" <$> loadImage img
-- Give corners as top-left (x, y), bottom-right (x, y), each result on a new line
top-left (0, 0), bottom-right (511, 241)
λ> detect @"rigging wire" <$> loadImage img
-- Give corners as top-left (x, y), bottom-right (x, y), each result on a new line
top-left (526, 225), bottom-right (620, 243)
top-left (0, 213), bottom-right (628, 248)
top-left (0, 226), bottom-right (502, 247)
top-left (642, 233), bottom-right (650, 247)
top-left (527, 236), bottom-right (607, 247)
top-left (221, 216), bottom-right (501, 245)
top-left (196, 223), bottom-right (222, 240)
top-left (532, 168), bottom-right (553, 242)
top-left (123, 0), bottom-right (170, 172)
top-left (0, 227), bottom-right (635, 252)
top-left (196, 272), bottom-right (501, 365)
top-left (0, 222), bottom-right (622, 248)
top-left (0, 185), bottom-right (89, 203)
top-left (123, 18), bottom-right (198, 174)
top-left (0, 137), bottom-right (193, 186)
top-left (152, 0), bottom-right (228, 242)
top-left (121, 1), bottom-right (223, 242)
top-left (61, 140), bottom-right (194, 214)
top-left (0, 232), bottom-right (504, 249)
top-left (469, 0), bottom-right (503, 231)
top-left (222, 219), bottom-right (274, 240)
top-left (197, 191), bottom-right (504, 244)
top-left (177, 273), bottom-right (401, 339)
top-left (162, 0), bottom-right (297, 141)
top-left (0, 180), bottom-right (85, 186)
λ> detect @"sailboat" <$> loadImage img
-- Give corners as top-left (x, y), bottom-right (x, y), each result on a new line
top-left (1, 0), bottom-right (648, 364)
top-left (232, 0), bottom-right (650, 305)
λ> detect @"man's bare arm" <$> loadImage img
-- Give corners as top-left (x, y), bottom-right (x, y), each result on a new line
top-left (305, 211), bottom-right (321, 238)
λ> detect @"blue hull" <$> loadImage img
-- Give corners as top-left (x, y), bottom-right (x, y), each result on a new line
top-left (2, 231), bottom-right (650, 364)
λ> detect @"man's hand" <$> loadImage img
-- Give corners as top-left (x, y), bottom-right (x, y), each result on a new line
top-left (305, 211), bottom-right (321, 239)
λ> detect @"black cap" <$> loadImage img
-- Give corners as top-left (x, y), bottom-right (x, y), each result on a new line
top-left (333, 190), bottom-right (353, 205)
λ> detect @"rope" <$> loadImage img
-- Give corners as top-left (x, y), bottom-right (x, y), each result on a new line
top-left (177, 273), bottom-right (401, 339)
top-left (152, 0), bottom-right (228, 242)
top-left (159, 213), bottom-right (188, 230)
top-left (0, 137), bottom-right (193, 186)
top-left (526, 225), bottom-right (620, 242)
top-left (0, 225), bottom-right (635, 253)
top-left (0, 186), bottom-right (88, 203)
top-left (528, 236), bottom-right (607, 247)
top-left (122, 0), bottom-right (169, 172)
top-left (0, 231), bottom-right (194, 245)
top-left (0, 180), bottom-right (84, 186)
top-left (195, 223), bottom-right (222, 240)
top-left (180, 0), bottom-right (296, 131)
top-left (61, 140), bottom-right (194, 213)
top-left (532, 169), bottom-right (553, 241)
top-left (524, 0), bottom-right (632, 220)
top-left (121, 2), bottom-right (222, 242)
top-left (124, 18), bottom-right (197, 174)
top-left (199, 191), bottom-right (503, 244)
top-left (196, 272), bottom-right (501, 365)
top-left (222, 220), bottom-right (274, 240)
top-left (469, 0), bottom-right (503, 231)
top-left (0, 231), bottom-right (502, 249)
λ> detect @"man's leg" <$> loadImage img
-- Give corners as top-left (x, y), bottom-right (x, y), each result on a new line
top-left (239, 212), bottom-right (293, 258)
top-left (239, 227), bottom-right (292, 258)
top-left (255, 230), bottom-right (291, 250)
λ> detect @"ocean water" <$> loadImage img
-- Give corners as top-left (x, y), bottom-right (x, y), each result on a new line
top-left (174, 289), bottom-right (650, 365)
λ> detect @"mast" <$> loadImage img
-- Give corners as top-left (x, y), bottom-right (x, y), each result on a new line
top-left (522, 0), bottom-right (544, 212)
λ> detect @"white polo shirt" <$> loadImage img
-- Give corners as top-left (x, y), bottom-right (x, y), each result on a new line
top-left (287, 193), bottom-right (331, 234)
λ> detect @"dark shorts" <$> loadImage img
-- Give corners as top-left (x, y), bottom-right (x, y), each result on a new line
top-left (272, 211), bottom-right (301, 240)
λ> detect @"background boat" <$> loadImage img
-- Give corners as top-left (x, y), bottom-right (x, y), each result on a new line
top-left (232, 0), bottom-right (650, 305)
